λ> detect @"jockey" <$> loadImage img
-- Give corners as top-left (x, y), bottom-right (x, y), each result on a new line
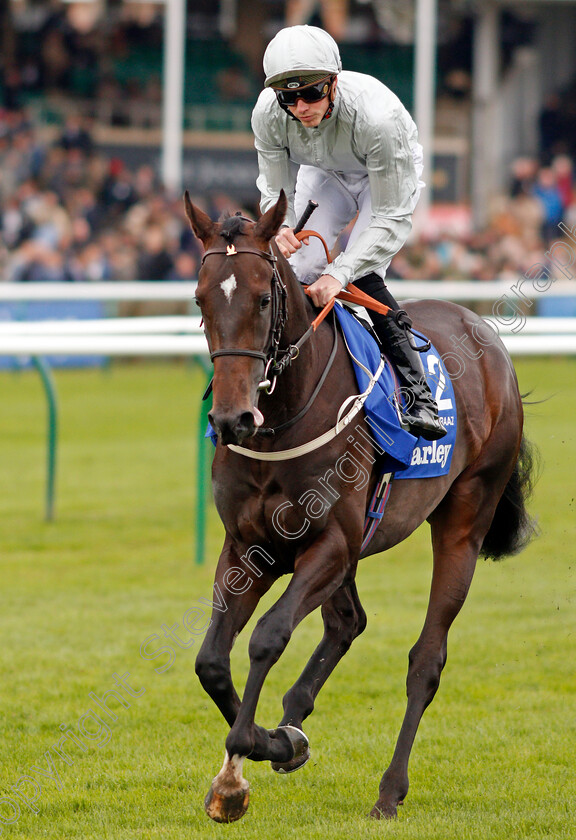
top-left (251, 25), bottom-right (446, 441)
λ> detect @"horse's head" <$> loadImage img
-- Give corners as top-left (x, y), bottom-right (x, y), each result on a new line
top-left (184, 191), bottom-right (288, 445)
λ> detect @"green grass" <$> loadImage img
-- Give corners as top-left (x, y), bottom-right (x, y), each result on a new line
top-left (0, 358), bottom-right (575, 839)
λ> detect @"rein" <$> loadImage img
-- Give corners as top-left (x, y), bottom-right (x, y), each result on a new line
top-left (228, 354), bottom-right (387, 460)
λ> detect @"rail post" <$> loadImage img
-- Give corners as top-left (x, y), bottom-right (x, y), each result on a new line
top-left (195, 358), bottom-right (213, 565)
top-left (31, 356), bottom-right (58, 521)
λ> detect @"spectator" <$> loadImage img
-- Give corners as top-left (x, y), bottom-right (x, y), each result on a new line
top-left (509, 156), bottom-right (538, 198)
top-left (0, 196), bottom-right (33, 249)
top-left (532, 167), bottom-right (564, 244)
top-left (167, 250), bottom-right (199, 282)
top-left (285, 0), bottom-right (349, 40)
top-left (539, 93), bottom-right (564, 163)
top-left (552, 154), bottom-right (574, 210)
top-left (40, 27), bottom-right (71, 91)
top-left (9, 241), bottom-right (73, 283)
top-left (217, 64), bottom-right (253, 102)
top-left (1, 67), bottom-right (23, 112)
top-left (58, 115), bottom-right (94, 156)
top-left (136, 224), bottom-right (174, 281)
top-left (70, 242), bottom-right (112, 283)
top-left (98, 159), bottom-right (137, 219)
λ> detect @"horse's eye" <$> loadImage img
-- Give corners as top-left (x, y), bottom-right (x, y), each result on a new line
top-left (260, 295), bottom-right (271, 311)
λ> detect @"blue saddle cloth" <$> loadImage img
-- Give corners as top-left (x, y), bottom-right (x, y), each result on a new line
top-left (334, 302), bottom-right (457, 479)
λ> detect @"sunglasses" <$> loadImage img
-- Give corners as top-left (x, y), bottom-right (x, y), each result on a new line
top-left (274, 76), bottom-right (333, 107)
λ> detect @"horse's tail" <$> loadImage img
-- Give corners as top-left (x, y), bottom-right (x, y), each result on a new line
top-left (480, 433), bottom-right (540, 562)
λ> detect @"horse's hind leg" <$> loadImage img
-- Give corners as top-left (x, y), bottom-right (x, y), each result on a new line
top-left (278, 580), bottom-right (366, 729)
top-left (371, 470), bottom-right (505, 819)
top-left (269, 580), bottom-right (366, 773)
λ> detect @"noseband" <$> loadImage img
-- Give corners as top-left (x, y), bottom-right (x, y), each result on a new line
top-left (201, 240), bottom-right (289, 391)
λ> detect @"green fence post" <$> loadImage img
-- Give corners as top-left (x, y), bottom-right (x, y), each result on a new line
top-left (195, 358), bottom-right (213, 565)
top-left (31, 356), bottom-right (58, 522)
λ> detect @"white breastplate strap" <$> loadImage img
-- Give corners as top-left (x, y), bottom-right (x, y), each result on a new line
top-left (227, 354), bottom-right (386, 461)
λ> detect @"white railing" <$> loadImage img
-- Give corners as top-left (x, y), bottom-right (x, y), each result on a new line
top-left (0, 335), bottom-right (208, 356)
top-left (2, 281), bottom-right (573, 539)
top-left (0, 315), bottom-right (201, 334)
top-left (0, 281), bottom-right (575, 356)
top-left (0, 279), bottom-right (575, 302)
top-left (2, 326), bottom-right (575, 356)
top-left (0, 312), bottom-right (207, 356)
top-left (0, 282), bottom-right (198, 301)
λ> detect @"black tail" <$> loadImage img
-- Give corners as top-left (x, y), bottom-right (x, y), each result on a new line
top-left (480, 435), bottom-right (540, 562)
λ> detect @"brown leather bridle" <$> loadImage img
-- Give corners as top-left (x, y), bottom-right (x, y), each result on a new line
top-left (200, 241), bottom-right (290, 393)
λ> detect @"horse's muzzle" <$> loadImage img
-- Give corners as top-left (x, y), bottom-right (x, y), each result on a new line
top-left (208, 410), bottom-right (259, 446)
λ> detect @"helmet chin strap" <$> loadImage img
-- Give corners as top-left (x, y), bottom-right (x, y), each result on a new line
top-left (322, 93), bottom-right (335, 120)
top-left (279, 101), bottom-right (300, 121)
top-left (318, 78), bottom-right (336, 120)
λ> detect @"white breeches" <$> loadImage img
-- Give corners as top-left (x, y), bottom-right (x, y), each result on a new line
top-left (289, 143), bottom-right (424, 285)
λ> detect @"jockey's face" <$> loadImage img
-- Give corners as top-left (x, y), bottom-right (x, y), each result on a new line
top-left (286, 78), bottom-right (337, 127)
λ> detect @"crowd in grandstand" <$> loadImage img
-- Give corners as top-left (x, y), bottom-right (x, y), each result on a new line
top-left (0, 108), bottom-right (203, 285)
top-left (1, 103), bottom-right (574, 288)
top-left (389, 154), bottom-right (576, 283)
top-left (1, 1), bottom-right (575, 291)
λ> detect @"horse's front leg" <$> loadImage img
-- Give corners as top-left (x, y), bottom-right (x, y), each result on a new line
top-left (205, 526), bottom-right (353, 823)
top-left (195, 539), bottom-right (275, 727)
top-left (196, 541), bottom-right (301, 766)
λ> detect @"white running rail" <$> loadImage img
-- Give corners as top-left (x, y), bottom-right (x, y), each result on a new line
top-left (0, 282), bottom-right (575, 356)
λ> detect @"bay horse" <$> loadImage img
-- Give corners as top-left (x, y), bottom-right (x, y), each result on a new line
top-left (184, 190), bottom-right (536, 822)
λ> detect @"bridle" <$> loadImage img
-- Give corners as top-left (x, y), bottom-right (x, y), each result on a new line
top-left (200, 240), bottom-right (291, 394)
top-left (201, 231), bottom-right (337, 400)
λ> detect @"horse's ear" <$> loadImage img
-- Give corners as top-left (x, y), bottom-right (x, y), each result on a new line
top-left (183, 191), bottom-right (215, 244)
top-left (253, 190), bottom-right (288, 243)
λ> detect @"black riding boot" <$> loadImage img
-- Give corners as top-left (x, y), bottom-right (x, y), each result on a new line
top-left (354, 273), bottom-right (447, 441)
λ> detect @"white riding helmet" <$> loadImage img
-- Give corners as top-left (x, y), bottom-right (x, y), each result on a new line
top-left (263, 25), bottom-right (342, 88)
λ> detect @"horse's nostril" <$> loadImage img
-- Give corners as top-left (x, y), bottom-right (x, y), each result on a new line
top-left (209, 411), bottom-right (256, 445)
top-left (238, 411), bottom-right (256, 431)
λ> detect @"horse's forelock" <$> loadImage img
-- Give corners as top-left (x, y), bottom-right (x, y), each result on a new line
top-left (219, 212), bottom-right (252, 244)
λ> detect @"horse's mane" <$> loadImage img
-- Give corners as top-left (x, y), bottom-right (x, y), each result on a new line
top-left (219, 211), bottom-right (253, 244)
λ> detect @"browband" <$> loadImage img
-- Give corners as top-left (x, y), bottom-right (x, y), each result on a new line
top-left (201, 244), bottom-right (278, 265)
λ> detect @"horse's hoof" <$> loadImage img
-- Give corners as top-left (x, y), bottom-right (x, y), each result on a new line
top-left (204, 753), bottom-right (250, 823)
top-left (271, 725), bottom-right (310, 774)
top-left (369, 800), bottom-right (401, 820)
top-left (204, 779), bottom-right (250, 823)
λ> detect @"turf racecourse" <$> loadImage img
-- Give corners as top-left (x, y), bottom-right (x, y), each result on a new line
top-left (1, 358), bottom-right (574, 840)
